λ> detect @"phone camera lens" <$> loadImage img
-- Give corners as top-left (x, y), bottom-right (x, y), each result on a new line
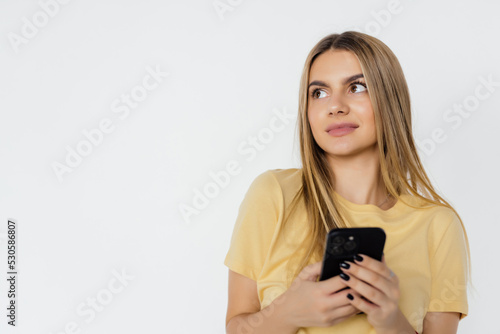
top-left (333, 236), bottom-right (344, 244)
top-left (344, 240), bottom-right (356, 251)
top-left (332, 246), bottom-right (343, 255)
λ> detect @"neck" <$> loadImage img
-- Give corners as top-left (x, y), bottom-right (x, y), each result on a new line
top-left (327, 145), bottom-right (388, 207)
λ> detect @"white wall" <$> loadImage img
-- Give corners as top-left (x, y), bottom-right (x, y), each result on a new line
top-left (0, 0), bottom-right (498, 333)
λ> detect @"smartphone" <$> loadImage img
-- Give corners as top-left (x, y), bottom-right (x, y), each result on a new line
top-left (318, 227), bottom-right (386, 281)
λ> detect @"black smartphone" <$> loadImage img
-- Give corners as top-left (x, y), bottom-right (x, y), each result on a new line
top-left (318, 227), bottom-right (386, 281)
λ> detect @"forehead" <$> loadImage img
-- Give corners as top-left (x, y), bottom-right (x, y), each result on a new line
top-left (309, 50), bottom-right (363, 81)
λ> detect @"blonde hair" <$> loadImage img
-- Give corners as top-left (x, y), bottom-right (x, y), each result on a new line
top-left (283, 31), bottom-right (471, 287)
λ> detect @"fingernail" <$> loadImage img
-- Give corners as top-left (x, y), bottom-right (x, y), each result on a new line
top-left (340, 273), bottom-right (350, 281)
top-left (340, 262), bottom-right (350, 269)
top-left (347, 293), bottom-right (354, 300)
top-left (354, 254), bottom-right (363, 262)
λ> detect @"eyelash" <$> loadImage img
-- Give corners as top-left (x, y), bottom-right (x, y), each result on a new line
top-left (310, 80), bottom-right (368, 99)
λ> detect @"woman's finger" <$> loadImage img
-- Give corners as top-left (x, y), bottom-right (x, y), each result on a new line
top-left (340, 261), bottom-right (396, 299)
top-left (345, 289), bottom-right (378, 314)
top-left (338, 268), bottom-right (388, 306)
top-left (353, 253), bottom-right (395, 281)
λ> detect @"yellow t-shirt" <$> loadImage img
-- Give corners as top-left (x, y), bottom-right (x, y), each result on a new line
top-left (224, 168), bottom-right (468, 333)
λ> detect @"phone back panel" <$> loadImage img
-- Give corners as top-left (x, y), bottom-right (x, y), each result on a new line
top-left (318, 227), bottom-right (386, 281)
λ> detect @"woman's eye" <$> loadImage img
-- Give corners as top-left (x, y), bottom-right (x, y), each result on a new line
top-left (311, 89), bottom-right (327, 99)
top-left (350, 83), bottom-right (367, 93)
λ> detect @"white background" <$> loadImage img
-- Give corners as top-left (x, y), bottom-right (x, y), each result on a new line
top-left (1, 0), bottom-right (499, 333)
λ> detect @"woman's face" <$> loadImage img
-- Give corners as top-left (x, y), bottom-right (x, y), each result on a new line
top-left (307, 49), bottom-right (377, 158)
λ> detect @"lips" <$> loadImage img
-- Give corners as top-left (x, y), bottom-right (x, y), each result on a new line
top-left (325, 122), bottom-right (359, 132)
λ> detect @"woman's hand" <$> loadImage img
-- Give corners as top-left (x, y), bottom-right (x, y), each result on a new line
top-left (279, 261), bottom-right (360, 329)
top-left (338, 254), bottom-right (416, 334)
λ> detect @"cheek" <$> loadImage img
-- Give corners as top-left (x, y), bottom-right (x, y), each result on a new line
top-left (358, 102), bottom-right (375, 126)
top-left (363, 107), bottom-right (377, 139)
top-left (307, 108), bottom-right (322, 138)
top-left (307, 107), bottom-right (316, 129)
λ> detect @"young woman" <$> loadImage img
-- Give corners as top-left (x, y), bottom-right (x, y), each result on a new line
top-left (224, 31), bottom-right (469, 334)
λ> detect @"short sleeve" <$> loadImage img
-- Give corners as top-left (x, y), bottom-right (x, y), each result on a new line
top-left (428, 210), bottom-right (469, 319)
top-left (223, 170), bottom-right (283, 281)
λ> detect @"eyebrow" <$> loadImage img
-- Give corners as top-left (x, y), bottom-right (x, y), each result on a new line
top-left (308, 73), bottom-right (364, 90)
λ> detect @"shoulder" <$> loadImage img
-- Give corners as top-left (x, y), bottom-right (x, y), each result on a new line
top-left (250, 168), bottom-right (302, 193)
top-left (398, 195), bottom-right (466, 245)
top-left (419, 204), bottom-right (467, 257)
top-left (246, 168), bottom-right (303, 208)
top-left (425, 204), bottom-right (463, 236)
top-left (267, 168), bottom-right (302, 188)
top-left (400, 195), bottom-right (461, 228)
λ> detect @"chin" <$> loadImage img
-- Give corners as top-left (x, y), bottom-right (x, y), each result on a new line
top-left (323, 144), bottom-right (376, 158)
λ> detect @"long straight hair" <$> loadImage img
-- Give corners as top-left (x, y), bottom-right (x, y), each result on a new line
top-left (283, 31), bottom-right (471, 287)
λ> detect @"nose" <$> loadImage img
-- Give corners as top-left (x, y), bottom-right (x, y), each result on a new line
top-left (328, 92), bottom-right (349, 116)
